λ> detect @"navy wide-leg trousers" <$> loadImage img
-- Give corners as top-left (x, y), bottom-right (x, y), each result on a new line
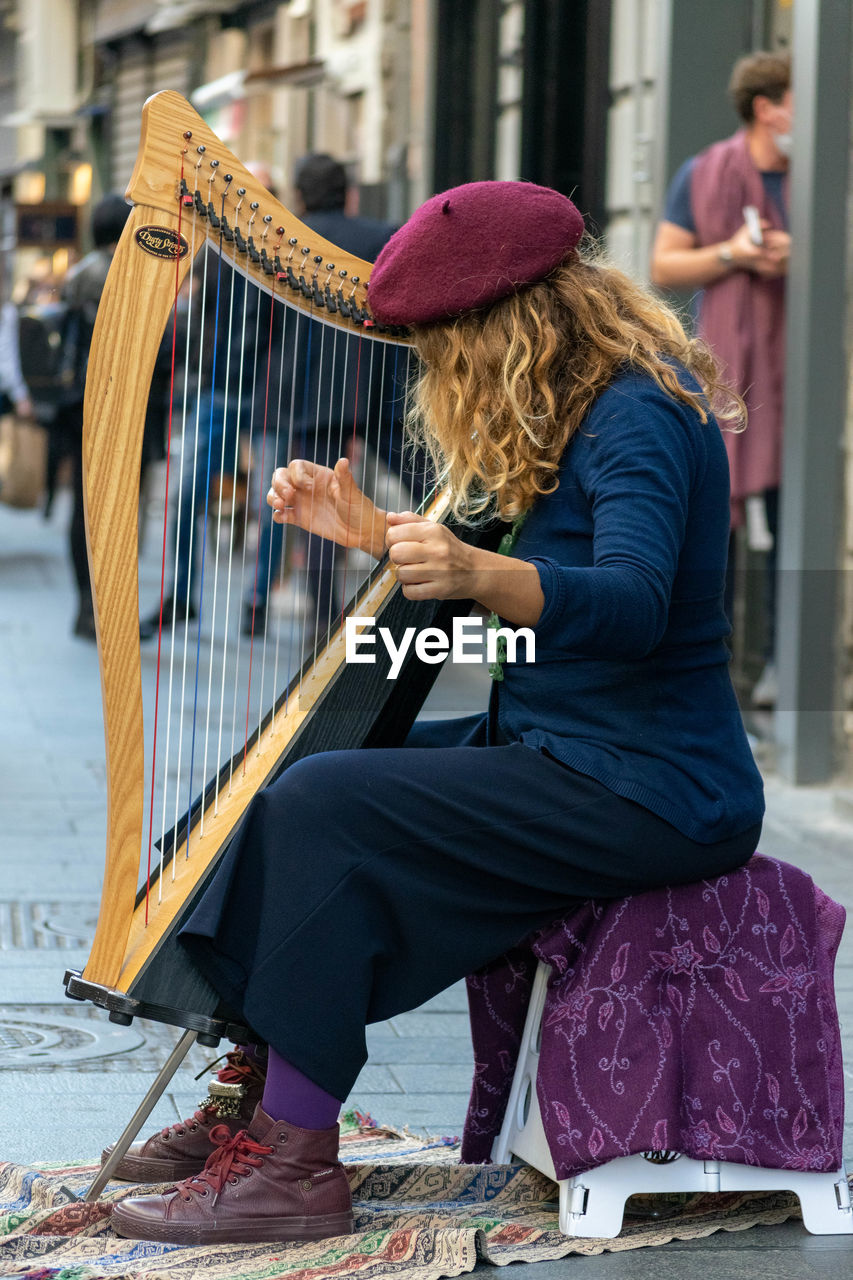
top-left (181, 714), bottom-right (760, 1099)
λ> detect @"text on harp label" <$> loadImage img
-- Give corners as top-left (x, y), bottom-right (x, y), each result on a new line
top-left (135, 226), bottom-right (189, 260)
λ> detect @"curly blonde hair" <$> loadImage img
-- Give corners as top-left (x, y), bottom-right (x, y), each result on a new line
top-left (406, 245), bottom-right (743, 523)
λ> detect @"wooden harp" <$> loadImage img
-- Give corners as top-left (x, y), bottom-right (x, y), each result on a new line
top-left (64, 91), bottom-right (497, 1051)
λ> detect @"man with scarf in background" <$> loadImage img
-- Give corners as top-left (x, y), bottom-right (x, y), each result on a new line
top-left (650, 51), bottom-right (792, 711)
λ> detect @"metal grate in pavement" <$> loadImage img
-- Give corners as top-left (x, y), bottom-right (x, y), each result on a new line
top-left (0, 902), bottom-right (98, 950)
top-left (0, 1003), bottom-right (219, 1073)
top-left (0, 1022), bottom-right (42, 1051)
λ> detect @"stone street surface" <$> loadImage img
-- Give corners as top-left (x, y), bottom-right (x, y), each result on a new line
top-left (1, 483), bottom-right (852, 1277)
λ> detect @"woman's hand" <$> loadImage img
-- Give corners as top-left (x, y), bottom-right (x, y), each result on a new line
top-left (386, 512), bottom-right (545, 623)
top-left (267, 457), bottom-right (387, 558)
top-left (385, 512), bottom-right (478, 600)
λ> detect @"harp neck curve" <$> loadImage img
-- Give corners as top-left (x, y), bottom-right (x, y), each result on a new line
top-left (127, 90), bottom-right (405, 341)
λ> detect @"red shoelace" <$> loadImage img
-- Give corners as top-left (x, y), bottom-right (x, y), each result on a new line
top-left (176, 1125), bottom-right (275, 1202)
top-left (159, 1052), bottom-right (262, 1138)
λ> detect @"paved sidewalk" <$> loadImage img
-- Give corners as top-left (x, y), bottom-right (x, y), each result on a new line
top-left (1, 486), bottom-right (852, 1277)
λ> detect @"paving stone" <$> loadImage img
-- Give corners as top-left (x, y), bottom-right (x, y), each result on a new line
top-left (480, 1237), bottom-right (853, 1280)
top-left (0, 865), bottom-right (104, 900)
top-left (0, 1069), bottom-right (191, 1096)
top-left (1, 803), bottom-right (80, 834)
top-left (1, 954), bottom-right (95, 1003)
top-left (0, 901), bottom-right (99, 950)
top-left (386, 1012), bottom-right (473, 1038)
top-left (1, 1093), bottom-right (184, 1168)
top-left (348, 1064), bottom-right (403, 1094)
top-left (363, 1034), bottom-right (475, 1066)
top-left (389, 1064), bottom-right (474, 1094)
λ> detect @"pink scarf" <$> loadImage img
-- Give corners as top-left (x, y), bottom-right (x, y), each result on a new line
top-left (690, 131), bottom-right (787, 523)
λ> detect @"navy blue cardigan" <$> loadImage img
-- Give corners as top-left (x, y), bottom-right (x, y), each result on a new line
top-left (494, 365), bottom-right (765, 844)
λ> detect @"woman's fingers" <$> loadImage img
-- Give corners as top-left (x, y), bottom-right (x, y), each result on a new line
top-left (270, 460), bottom-right (321, 491)
top-left (400, 581), bottom-right (437, 601)
top-left (388, 539), bottom-right (432, 566)
top-left (386, 510), bottom-right (428, 527)
top-left (289, 458), bottom-right (316, 489)
top-left (391, 559), bottom-right (424, 580)
top-left (385, 518), bottom-right (433, 549)
top-left (330, 455), bottom-right (369, 506)
top-left (267, 481), bottom-right (293, 511)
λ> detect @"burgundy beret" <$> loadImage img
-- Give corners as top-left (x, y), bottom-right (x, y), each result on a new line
top-left (367, 180), bottom-right (585, 327)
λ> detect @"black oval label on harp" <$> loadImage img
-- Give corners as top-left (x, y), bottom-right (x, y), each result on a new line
top-left (135, 226), bottom-right (189, 260)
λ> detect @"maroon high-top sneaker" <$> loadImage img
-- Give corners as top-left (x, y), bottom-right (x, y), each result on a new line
top-left (111, 1103), bottom-right (354, 1244)
top-left (102, 1048), bottom-right (267, 1182)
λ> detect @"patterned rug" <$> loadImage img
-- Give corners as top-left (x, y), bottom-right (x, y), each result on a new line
top-left (0, 1115), bottom-right (824, 1280)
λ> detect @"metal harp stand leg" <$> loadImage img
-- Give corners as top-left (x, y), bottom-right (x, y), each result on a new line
top-left (84, 1029), bottom-right (199, 1203)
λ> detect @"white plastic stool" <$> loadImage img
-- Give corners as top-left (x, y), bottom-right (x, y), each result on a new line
top-left (491, 962), bottom-right (853, 1238)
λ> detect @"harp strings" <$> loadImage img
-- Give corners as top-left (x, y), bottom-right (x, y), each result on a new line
top-left (143, 193), bottom-right (421, 910)
top-left (254, 283), bottom-right (292, 754)
top-left (203, 200), bottom-right (243, 823)
top-left (189, 202), bottom-right (229, 832)
top-left (242, 260), bottom-right (279, 771)
top-left (145, 143), bottom-right (188, 919)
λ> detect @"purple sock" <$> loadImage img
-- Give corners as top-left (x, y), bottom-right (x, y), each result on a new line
top-left (261, 1048), bottom-right (343, 1130)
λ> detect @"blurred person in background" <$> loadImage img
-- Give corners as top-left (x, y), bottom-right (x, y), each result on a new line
top-left (0, 299), bottom-right (34, 422)
top-left (650, 51), bottom-right (791, 710)
top-left (60, 194), bottom-right (132, 639)
top-left (13, 270), bottom-right (76, 513)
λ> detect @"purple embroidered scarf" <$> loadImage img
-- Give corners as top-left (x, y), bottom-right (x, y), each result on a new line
top-left (462, 855), bottom-right (845, 1180)
top-left (690, 131), bottom-right (788, 521)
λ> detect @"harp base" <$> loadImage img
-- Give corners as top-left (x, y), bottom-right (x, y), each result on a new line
top-left (63, 969), bottom-right (254, 1049)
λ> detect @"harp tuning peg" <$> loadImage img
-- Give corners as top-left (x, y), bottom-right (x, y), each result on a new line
top-left (313, 254), bottom-right (323, 264)
top-left (237, 187), bottom-right (246, 197)
top-left (277, 226), bottom-right (285, 236)
top-left (183, 131), bottom-right (193, 140)
top-left (210, 159), bottom-right (220, 168)
top-left (338, 269), bottom-right (348, 278)
top-left (250, 201), bottom-right (260, 211)
top-left (351, 275), bottom-right (360, 284)
top-left (197, 145), bottom-right (206, 154)
top-left (326, 263), bottom-right (335, 271)
top-left (289, 237), bottom-right (298, 246)
top-left (263, 214), bottom-right (273, 223)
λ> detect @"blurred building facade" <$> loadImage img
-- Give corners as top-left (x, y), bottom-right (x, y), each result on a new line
top-left (0, 0), bottom-right (850, 787)
top-left (0, 1), bottom-right (793, 283)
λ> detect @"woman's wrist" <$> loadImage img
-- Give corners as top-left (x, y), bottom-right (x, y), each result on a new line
top-left (468, 549), bottom-right (544, 624)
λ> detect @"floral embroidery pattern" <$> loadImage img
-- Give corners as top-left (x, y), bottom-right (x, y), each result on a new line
top-left (462, 855), bottom-right (845, 1181)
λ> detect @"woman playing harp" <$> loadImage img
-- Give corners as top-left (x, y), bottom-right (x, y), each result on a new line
top-left (110, 180), bottom-right (765, 1244)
